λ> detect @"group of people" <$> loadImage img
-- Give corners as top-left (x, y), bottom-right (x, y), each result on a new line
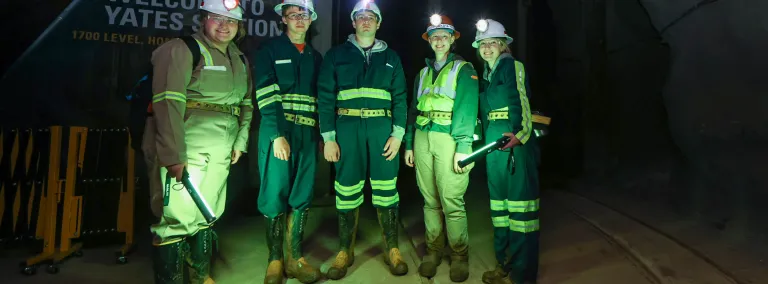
top-left (141, 0), bottom-right (541, 284)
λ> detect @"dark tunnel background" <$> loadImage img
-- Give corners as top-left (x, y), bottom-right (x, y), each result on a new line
top-left (1, 0), bottom-right (766, 255)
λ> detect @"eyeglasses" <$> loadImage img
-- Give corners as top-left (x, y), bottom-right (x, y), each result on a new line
top-left (285, 13), bottom-right (311, 21)
top-left (429, 35), bottom-right (451, 42)
top-left (354, 15), bottom-right (378, 23)
top-left (207, 15), bottom-right (238, 25)
top-left (479, 41), bottom-right (502, 49)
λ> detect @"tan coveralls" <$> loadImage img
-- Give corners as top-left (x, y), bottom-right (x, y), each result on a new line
top-left (142, 31), bottom-right (253, 245)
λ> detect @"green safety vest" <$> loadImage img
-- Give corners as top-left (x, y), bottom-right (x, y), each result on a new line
top-left (415, 60), bottom-right (470, 127)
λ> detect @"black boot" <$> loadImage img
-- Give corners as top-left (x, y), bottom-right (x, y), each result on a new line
top-left (285, 209), bottom-right (321, 283)
top-left (264, 215), bottom-right (285, 284)
top-left (153, 240), bottom-right (187, 284)
top-left (378, 208), bottom-right (408, 276)
top-left (187, 228), bottom-right (215, 284)
top-left (326, 208), bottom-right (359, 280)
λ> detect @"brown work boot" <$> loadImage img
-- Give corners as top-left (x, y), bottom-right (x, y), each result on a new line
top-left (264, 215), bottom-right (285, 284)
top-left (383, 248), bottom-right (409, 275)
top-left (418, 250), bottom-right (442, 278)
top-left (378, 208), bottom-right (408, 276)
top-left (202, 277), bottom-right (215, 284)
top-left (482, 264), bottom-right (508, 284)
top-left (264, 260), bottom-right (284, 284)
top-left (285, 210), bottom-right (321, 283)
top-left (325, 208), bottom-right (359, 280)
top-left (449, 254), bottom-right (469, 282)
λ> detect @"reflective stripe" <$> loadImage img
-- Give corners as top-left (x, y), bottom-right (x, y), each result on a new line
top-left (373, 194), bottom-right (400, 207)
top-left (337, 88), bottom-right (391, 101)
top-left (282, 102), bottom-right (316, 112)
top-left (336, 195), bottom-right (364, 210)
top-left (335, 180), bottom-right (364, 197)
top-left (507, 199), bottom-right (539, 213)
top-left (415, 60), bottom-right (467, 127)
top-left (282, 94), bottom-right (317, 103)
top-left (490, 199), bottom-right (506, 211)
top-left (257, 95), bottom-right (281, 109)
top-left (513, 61), bottom-right (532, 144)
top-left (510, 219), bottom-right (540, 233)
top-left (194, 39), bottom-right (214, 66)
top-left (152, 91), bottom-right (187, 103)
top-left (492, 216), bottom-right (510, 228)
top-left (370, 177), bottom-right (397, 191)
top-left (256, 84), bottom-right (280, 99)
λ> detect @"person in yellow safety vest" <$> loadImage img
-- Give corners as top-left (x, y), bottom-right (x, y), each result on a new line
top-left (473, 19), bottom-right (540, 284)
top-left (317, 0), bottom-right (409, 279)
top-left (403, 14), bottom-right (479, 283)
top-left (254, 0), bottom-right (322, 283)
top-left (141, 0), bottom-right (253, 283)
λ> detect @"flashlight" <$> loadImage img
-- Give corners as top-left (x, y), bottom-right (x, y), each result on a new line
top-left (458, 135), bottom-right (511, 168)
top-left (430, 14), bottom-right (442, 26)
top-left (476, 19), bottom-right (489, 32)
top-left (164, 168), bottom-right (218, 224)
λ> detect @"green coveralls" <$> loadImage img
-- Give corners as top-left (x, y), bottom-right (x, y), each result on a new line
top-left (317, 34), bottom-right (407, 212)
top-left (480, 54), bottom-right (540, 283)
top-left (404, 53), bottom-right (479, 256)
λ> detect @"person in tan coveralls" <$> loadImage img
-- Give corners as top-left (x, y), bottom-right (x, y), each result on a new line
top-left (141, 1), bottom-right (252, 283)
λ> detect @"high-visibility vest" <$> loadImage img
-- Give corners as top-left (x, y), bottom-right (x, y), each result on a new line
top-left (415, 60), bottom-right (469, 126)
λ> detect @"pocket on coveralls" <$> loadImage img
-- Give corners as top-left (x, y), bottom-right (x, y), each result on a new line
top-left (274, 59), bottom-right (295, 86)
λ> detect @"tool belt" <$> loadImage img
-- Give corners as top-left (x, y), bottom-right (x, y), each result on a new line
top-left (337, 108), bottom-right (391, 118)
top-left (420, 111), bottom-right (452, 120)
top-left (284, 113), bottom-right (316, 127)
top-left (186, 100), bottom-right (240, 117)
top-left (487, 111), bottom-right (551, 125)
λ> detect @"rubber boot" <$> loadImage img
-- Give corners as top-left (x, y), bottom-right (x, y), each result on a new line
top-left (326, 208), bottom-right (359, 280)
top-left (378, 208), bottom-right (408, 276)
top-left (285, 209), bottom-right (321, 283)
top-left (187, 228), bottom-right (216, 284)
top-left (482, 264), bottom-right (509, 284)
top-left (264, 215), bottom-right (285, 284)
top-left (490, 275), bottom-right (517, 284)
top-left (153, 240), bottom-right (187, 284)
top-left (449, 254), bottom-right (470, 282)
top-left (418, 229), bottom-right (445, 278)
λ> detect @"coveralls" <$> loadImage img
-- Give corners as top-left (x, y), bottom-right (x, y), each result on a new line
top-left (480, 53), bottom-right (540, 283)
top-left (317, 34), bottom-right (408, 278)
top-left (404, 53), bottom-right (478, 264)
top-left (142, 31), bottom-right (253, 283)
top-left (253, 33), bottom-right (322, 283)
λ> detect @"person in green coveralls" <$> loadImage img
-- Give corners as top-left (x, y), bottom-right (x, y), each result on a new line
top-left (253, 0), bottom-right (323, 283)
top-left (472, 19), bottom-right (541, 284)
top-left (403, 14), bottom-right (479, 283)
top-left (317, 0), bottom-right (409, 280)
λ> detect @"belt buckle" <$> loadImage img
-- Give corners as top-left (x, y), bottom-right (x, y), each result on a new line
top-left (292, 114), bottom-right (300, 123)
top-left (359, 108), bottom-right (369, 118)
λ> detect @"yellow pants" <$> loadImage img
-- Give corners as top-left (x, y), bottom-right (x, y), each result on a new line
top-left (414, 129), bottom-right (473, 255)
top-left (142, 111), bottom-right (239, 245)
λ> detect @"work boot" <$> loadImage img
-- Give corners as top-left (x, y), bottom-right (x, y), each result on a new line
top-left (326, 208), bottom-right (359, 280)
top-left (378, 208), bottom-right (408, 276)
top-left (449, 254), bottom-right (470, 282)
top-left (152, 240), bottom-right (187, 284)
top-left (285, 209), bottom-right (321, 283)
top-left (418, 250), bottom-right (442, 278)
top-left (490, 275), bottom-right (517, 284)
top-left (264, 215), bottom-right (285, 284)
top-left (482, 264), bottom-right (509, 284)
top-left (187, 228), bottom-right (216, 284)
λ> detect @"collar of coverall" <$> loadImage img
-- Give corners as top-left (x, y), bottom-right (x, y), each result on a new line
top-left (483, 53), bottom-right (513, 81)
top-left (424, 53), bottom-right (463, 69)
top-left (194, 29), bottom-right (244, 56)
top-left (346, 34), bottom-right (388, 54)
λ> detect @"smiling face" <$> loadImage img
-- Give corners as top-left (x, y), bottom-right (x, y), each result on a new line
top-left (428, 29), bottom-right (455, 55)
top-left (282, 6), bottom-right (312, 35)
top-left (352, 11), bottom-right (380, 37)
top-left (202, 13), bottom-right (239, 44)
top-left (478, 38), bottom-right (506, 64)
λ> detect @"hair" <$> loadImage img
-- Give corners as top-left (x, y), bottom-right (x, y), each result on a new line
top-left (475, 37), bottom-right (511, 63)
top-left (199, 10), bottom-right (247, 43)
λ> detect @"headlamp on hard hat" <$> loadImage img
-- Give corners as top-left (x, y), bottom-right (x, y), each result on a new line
top-left (223, 0), bottom-right (239, 10)
top-left (430, 14), bottom-right (442, 26)
top-left (476, 19), bottom-right (489, 33)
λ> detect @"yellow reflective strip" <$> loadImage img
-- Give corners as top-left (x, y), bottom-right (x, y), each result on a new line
top-left (514, 61), bottom-right (532, 144)
top-left (194, 39), bottom-right (214, 66)
top-left (337, 88), bottom-right (391, 101)
top-left (282, 94), bottom-right (316, 103)
top-left (370, 177), bottom-right (397, 190)
top-left (493, 106), bottom-right (509, 112)
top-left (507, 198), bottom-right (539, 213)
top-left (152, 91), bottom-right (187, 103)
top-left (372, 193), bottom-right (400, 207)
top-left (257, 95), bottom-right (281, 109)
top-left (492, 216), bottom-right (510, 228)
top-left (334, 180), bottom-right (365, 196)
top-left (509, 219), bottom-right (540, 233)
top-left (256, 84), bottom-right (280, 98)
top-left (336, 195), bottom-right (364, 210)
top-left (282, 102), bottom-right (316, 112)
top-left (490, 199), bottom-right (507, 211)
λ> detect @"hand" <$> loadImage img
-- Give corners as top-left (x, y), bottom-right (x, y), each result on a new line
top-left (499, 133), bottom-right (521, 150)
top-left (166, 163), bottom-right (186, 182)
top-left (273, 137), bottom-right (291, 161)
top-left (231, 150), bottom-right (242, 164)
top-left (404, 150), bottom-right (414, 167)
top-left (453, 153), bottom-right (472, 174)
top-left (324, 141), bottom-right (340, 162)
top-left (382, 137), bottom-right (401, 161)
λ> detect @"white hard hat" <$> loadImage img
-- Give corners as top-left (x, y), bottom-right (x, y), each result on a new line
top-left (274, 0), bottom-right (318, 21)
top-left (350, 0), bottom-right (382, 23)
top-left (200, 0), bottom-right (244, 21)
top-left (472, 19), bottom-right (513, 48)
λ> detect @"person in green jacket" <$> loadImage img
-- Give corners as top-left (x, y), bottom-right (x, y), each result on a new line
top-left (253, 1), bottom-right (322, 283)
top-left (472, 19), bottom-right (540, 284)
top-left (403, 14), bottom-right (479, 283)
top-left (317, 0), bottom-right (409, 279)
